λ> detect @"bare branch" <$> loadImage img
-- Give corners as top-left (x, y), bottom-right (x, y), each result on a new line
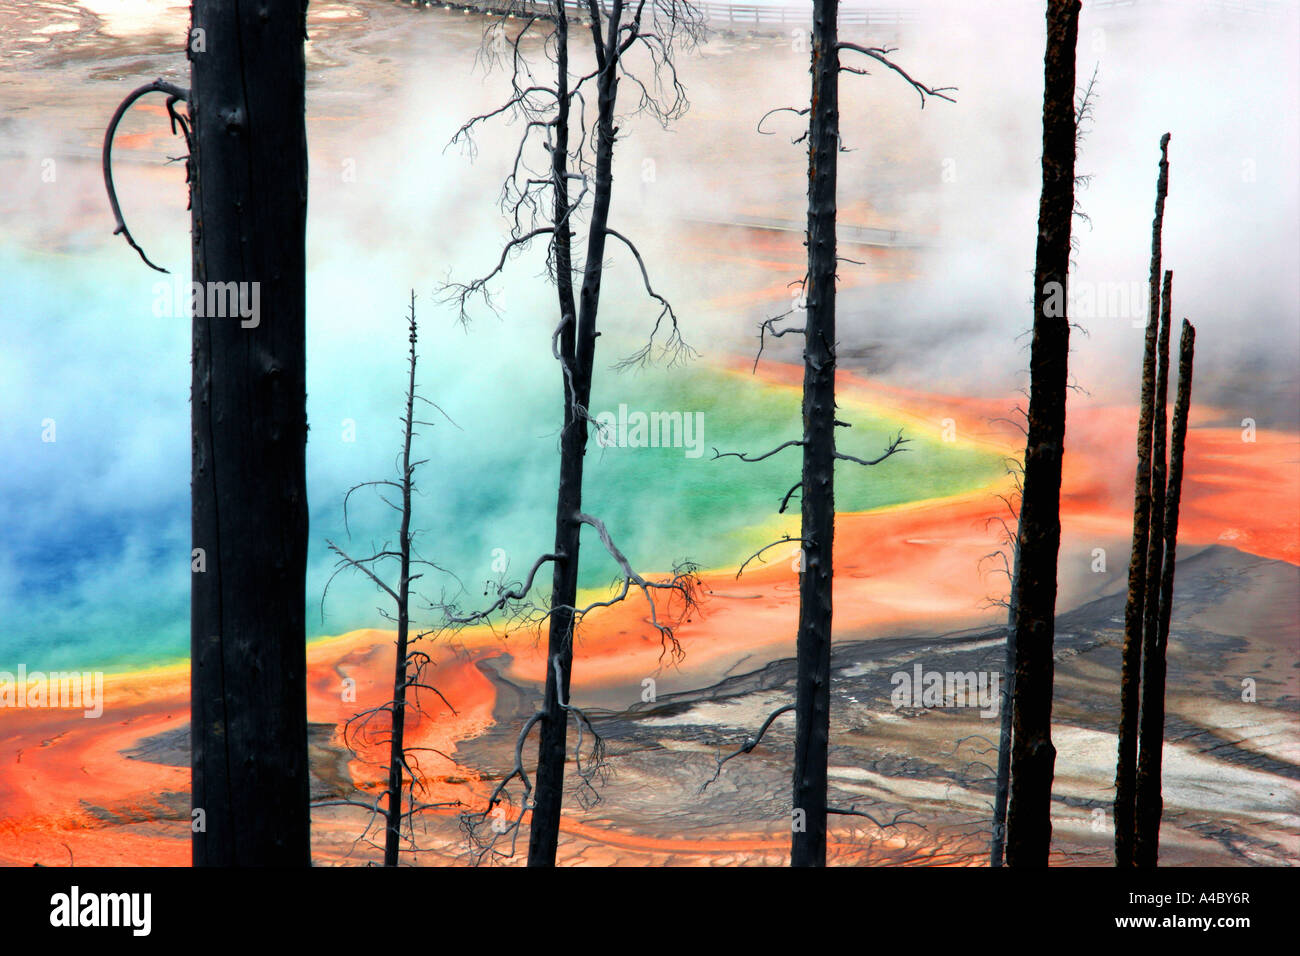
top-left (442, 227), bottom-right (556, 324)
top-left (758, 105), bottom-right (812, 143)
top-left (102, 79), bottom-right (191, 272)
top-left (754, 313), bottom-right (805, 372)
top-left (834, 430), bottom-right (909, 467)
top-left (735, 535), bottom-right (808, 580)
top-left (325, 539), bottom-right (399, 604)
top-left (575, 511), bottom-right (702, 662)
top-left (604, 226), bottom-right (695, 369)
top-left (436, 551), bottom-right (562, 630)
top-left (779, 481), bottom-right (803, 514)
top-left (712, 439), bottom-right (804, 463)
top-left (700, 703), bottom-right (795, 792)
top-left (827, 805), bottom-right (927, 830)
top-left (835, 43), bottom-right (957, 108)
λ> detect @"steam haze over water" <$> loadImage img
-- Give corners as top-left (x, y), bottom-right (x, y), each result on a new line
top-left (0, 0), bottom-right (1296, 671)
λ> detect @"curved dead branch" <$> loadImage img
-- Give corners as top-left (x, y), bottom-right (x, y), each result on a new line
top-left (712, 439), bottom-right (804, 463)
top-left (758, 105), bottom-right (812, 144)
top-left (827, 805), bottom-right (927, 831)
top-left (754, 313), bottom-right (805, 372)
top-left (735, 534), bottom-right (809, 580)
top-left (700, 703), bottom-right (795, 793)
top-left (835, 43), bottom-right (957, 108)
top-left (834, 429), bottom-right (909, 467)
top-left (576, 511), bottom-right (702, 662)
top-left (101, 78), bottom-right (191, 273)
top-left (604, 226), bottom-right (694, 369)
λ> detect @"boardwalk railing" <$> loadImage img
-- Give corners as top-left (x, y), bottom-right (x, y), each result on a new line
top-left (690, 2), bottom-right (920, 26)
top-left (404, 0), bottom-right (1295, 27)
top-left (407, 1), bottom-right (920, 28)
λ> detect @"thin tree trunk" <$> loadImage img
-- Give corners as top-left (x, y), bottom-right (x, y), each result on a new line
top-left (1136, 270), bottom-right (1174, 796)
top-left (1135, 319), bottom-right (1195, 866)
top-left (1129, 271), bottom-right (1174, 866)
top-left (791, 0), bottom-right (839, 869)
top-left (551, 8), bottom-right (578, 346)
top-left (1115, 133), bottom-right (1171, 867)
top-left (1005, 0), bottom-right (1078, 867)
top-left (529, 4), bottom-right (618, 867)
top-left (990, 537), bottom-right (1020, 867)
top-left (530, 350), bottom-right (590, 867)
top-left (189, 0), bottom-right (311, 866)
top-left (384, 298), bottom-right (419, 867)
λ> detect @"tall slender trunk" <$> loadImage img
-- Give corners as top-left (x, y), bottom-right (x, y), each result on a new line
top-left (384, 302), bottom-right (419, 866)
top-left (791, 0), bottom-right (839, 869)
top-left (1135, 320), bottom-right (1195, 866)
top-left (189, 0), bottom-right (311, 866)
top-left (1136, 271), bottom-right (1174, 813)
top-left (529, 4), bottom-right (619, 866)
top-left (990, 537), bottom-right (1020, 867)
top-left (1130, 271), bottom-right (1174, 865)
top-left (1005, 0), bottom-right (1078, 867)
top-left (1115, 134), bottom-right (1171, 867)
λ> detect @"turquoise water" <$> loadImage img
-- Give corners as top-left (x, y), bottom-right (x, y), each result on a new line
top-left (0, 242), bottom-right (1004, 673)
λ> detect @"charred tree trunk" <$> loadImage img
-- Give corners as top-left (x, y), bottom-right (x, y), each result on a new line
top-left (1115, 133), bottom-right (1171, 867)
top-left (1135, 319), bottom-right (1195, 866)
top-left (990, 536), bottom-right (1020, 867)
top-left (791, 0), bottom-right (839, 869)
top-left (1129, 271), bottom-right (1174, 864)
top-left (383, 303), bottom-right (419, 867)
top-left (189, 0), bottom-right (311, 866)
top-left (1137, 270), bottom-right (1174, 807)
top-left (1005, 0), bottom-right (1078, 867)
top-left (1138, 268), bottom-right (1174, 743)
top-left (529, 6), bottom-right (618, 867)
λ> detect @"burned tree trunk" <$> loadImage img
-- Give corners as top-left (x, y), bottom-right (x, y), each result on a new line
top-left (1128, 270), bottom-right (1174, 865)
top-left (1115, 133), bottom-right (1171, 868)
top-left (990, 536), bottom-right (1020, 867)
top-left (1136, 273), bottom-right (1175, 839)
top-left (1138, 268), bottom-right (1174, 722)
top-left (1005, 0), bottom-right (1079, 867)
top-left (1135, 319), bottom-right (1195, 867)
top-left (383, 305), bottom-right (420, 867)
top-left (527, 5), bottom-right (611, 869)
top-left (449, 2), bottom-right (700, 866)
top-left (322, 296), bottom-right (459, 865)
top-left (529, 4), bottom-right (580, 869)
top-left (790, 0), bottom-right (840, 869)
top-left (530, 423), bottom-right (588, 867)
top-left (743, 3), bottom-right (953, 867)
top-left (189, 0), bottom-right (311, 866)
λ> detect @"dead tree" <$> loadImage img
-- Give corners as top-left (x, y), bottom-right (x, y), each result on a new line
top-left (788, 0), bottom-right (847, 871)
top-left (979, 453), bottom-right (1028, 867)
top-left (713, 0), bottom-right (950, 867)
top-left (447, 0), bottom-right (704, 867)
top-left (1138, 271), bottom-right (1175, 818)
top-left (1005, 0), bottom-right (1080, 867)
top-left (993, 64), bottom-right (1095, 869)
top-left (445, 530), bottom-right (701, 867)
top-left (319, 294), bottom-right (461, 866)
top-left (1134, 319), bottom-right (1195, 866)
top-left (1115, 133), bottom-right (1171, 867)
top-left (101, 1), bottom-right (311, 865)
top-left (989, 533), bottom-right (1020, 867)
top-left (976, 450), bottom-right (1028, 869)
top-left (794, 0), bottom-right (951, 868)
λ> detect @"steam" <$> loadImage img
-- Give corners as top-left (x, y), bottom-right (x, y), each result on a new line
top-left (0, 1), bottom-right (1294, 671)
